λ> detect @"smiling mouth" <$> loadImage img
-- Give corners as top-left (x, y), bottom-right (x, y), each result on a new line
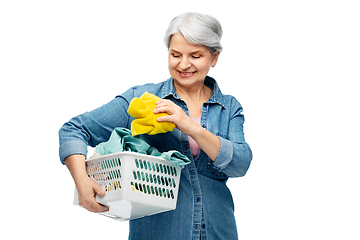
top-left (178, 71), bottom-right (196, 77)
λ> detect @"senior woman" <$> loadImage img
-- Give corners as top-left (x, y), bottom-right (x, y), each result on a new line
top-left (59, 12), bottom-right (252, 239)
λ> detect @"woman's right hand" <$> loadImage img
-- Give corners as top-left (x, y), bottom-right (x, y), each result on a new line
top-left (65, 154), bottom-right (109, 213)
top-left (76, 177), bottom-right (109, 213)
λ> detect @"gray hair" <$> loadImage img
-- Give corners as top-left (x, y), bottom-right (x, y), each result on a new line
top-left (164, 12), bottom-right (223, 54)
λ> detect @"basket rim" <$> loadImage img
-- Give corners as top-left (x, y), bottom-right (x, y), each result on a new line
top-left (86, 151), bottom-right (180, 168)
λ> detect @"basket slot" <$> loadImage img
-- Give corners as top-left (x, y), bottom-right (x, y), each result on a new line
top-left (134, 158), bottom-right (177, 177)
top-left (130, 181), bottom-right (175, 199)
top-left (143, 160), bottom-right (148, 170)
top-left (86, 161), bottom-right (103, 172)
top-left (100, 158), bottom-right (122, 170)
top-left (89, 168), bottom-right (121, 182)
top-left (104, 181), bottom-right (122, 192)
top-left (132, 171), bottom-right (176, 187)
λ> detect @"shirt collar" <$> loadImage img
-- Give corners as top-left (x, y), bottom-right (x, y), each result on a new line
top-left (161, 76), bottom-right (226, 109)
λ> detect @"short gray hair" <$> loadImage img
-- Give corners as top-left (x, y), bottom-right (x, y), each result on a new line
top-left (164, 12), bottom-right (223, 54)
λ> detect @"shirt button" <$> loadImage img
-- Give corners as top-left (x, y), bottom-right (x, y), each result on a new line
top-left (194, 224), bottom-right (200, 230)
top-left (202, 224), bottom-right (206, 229)
top-left (202, 124), bottom-right (206, 128)
top-left (190, 170), bottom-right (196, 175)
top-left (196, 197), bottom-right (201, 202)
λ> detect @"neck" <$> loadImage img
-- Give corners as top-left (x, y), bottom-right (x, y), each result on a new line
top-left (173, 80), bottom-right (211, 102)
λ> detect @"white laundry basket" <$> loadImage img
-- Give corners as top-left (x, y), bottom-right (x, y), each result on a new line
top-left (74, 151), bottom-right (182, 221)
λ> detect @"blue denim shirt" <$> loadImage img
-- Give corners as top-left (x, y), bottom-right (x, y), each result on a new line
top-left (59, 76), bottom-right (252, 240)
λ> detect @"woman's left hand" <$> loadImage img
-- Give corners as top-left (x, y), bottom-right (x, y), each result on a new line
top-left (154, 99), bottom-right (220, 161)
top-left (153, 99), bottom-right (198, 136)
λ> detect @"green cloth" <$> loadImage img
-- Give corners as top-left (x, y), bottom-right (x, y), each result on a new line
top-left (95, 128), bottom-right (191, 168)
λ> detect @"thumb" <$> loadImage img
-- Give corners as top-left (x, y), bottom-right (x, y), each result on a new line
top-left (93, 183), bottom-right (106, 196)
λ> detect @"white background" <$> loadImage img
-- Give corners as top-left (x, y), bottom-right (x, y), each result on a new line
top-left (1, 0), bottom-right (359, 239)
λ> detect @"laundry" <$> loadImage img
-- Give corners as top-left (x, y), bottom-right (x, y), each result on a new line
top-left (94, 128), bottom-right (191, 168)
top-left (127, 92), bottom-right (176, 136)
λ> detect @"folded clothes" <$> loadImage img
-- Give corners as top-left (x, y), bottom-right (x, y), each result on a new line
top-left (94, 128), bottom-right (191, 168)
top-left (127, 92), bottom-right (176, 136)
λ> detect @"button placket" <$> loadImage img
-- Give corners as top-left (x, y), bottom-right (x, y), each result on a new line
top-left (187, 161), bottom-right (202, 239)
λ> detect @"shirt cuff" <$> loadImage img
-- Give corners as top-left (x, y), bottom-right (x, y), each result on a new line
top-left (59, 140), bottom-right (88, 165)
top-left (212, 136), bottom-right (233, 170)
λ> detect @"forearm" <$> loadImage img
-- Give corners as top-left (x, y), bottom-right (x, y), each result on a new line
top-left (65, 154), bottom-right (109, 213)
top-left (153, 99), bottom-right (221, 160)
top-left (64, 154), bottom-right (88, 184)
top-left (190, 124), bottom-right (220, 161)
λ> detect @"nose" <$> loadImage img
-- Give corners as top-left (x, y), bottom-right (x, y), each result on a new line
top-left (178, 56), bottom-right (191, 70)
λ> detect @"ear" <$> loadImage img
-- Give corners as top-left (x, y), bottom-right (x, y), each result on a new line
top-left (211, 51), bottom-right (220, 67)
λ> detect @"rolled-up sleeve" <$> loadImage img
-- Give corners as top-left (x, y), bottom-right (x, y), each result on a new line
top-left (58, 90), bottom-right (134, 164)
top-left (213, 137), bottom-right (233, 169)
top-left (208, 98), bottom-right (253, 178)
top-left (59, 140), bottom-right (88, 164)
top-left (211, 137), bottom-right (252, 177)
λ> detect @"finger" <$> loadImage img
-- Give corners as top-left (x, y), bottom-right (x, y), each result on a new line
top-left (156, 115), bottom-right (172, 123)
top-left (91, 202), bottom-right (109, 213)
top-left (155, 99), bottom-right (163, 104)
top-left (154, 100), bottom-right (169, 108)
top-left (80, 182), bottom-right (109, 212)
top-left (93, 183), bottom-right (106, 196)
top-left (80, 198), bottom-right (97, 213)
top-left (156, 99), bottom-right (171, 104)
top-left (91, 183), bottom-right (109, 212)
top-left (155, 99), bottom-right (175, 109)
top-left (153, 106), bottom-right (171, 115)
top-left (154, 102), bottom-right (175, 114)
top-left (83, 196), bottom-right (109, 213)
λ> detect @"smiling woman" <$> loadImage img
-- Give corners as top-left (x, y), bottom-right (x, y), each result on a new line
top-left (59, 12), bottom-right (252, 240)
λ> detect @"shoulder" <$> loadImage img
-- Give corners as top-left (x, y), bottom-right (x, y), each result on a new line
top-left (206, 76), bottom-right (243, 111)
top-left (116, 80), bottom-right (169, 101)
top-left (223, 94), bottom-right (243, 110)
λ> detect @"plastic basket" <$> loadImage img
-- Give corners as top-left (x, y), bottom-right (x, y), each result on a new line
top-left (74, 151), bottom-right (181, 221)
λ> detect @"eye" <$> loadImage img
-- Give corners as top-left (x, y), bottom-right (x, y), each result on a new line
top-left (171, 53), bottom-right (181, 58)
top-left (191, 55), bottom-right (201, 59)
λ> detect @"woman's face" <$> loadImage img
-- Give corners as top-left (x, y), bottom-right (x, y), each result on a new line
top-left (168, 33), bottom-right (219, 89)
